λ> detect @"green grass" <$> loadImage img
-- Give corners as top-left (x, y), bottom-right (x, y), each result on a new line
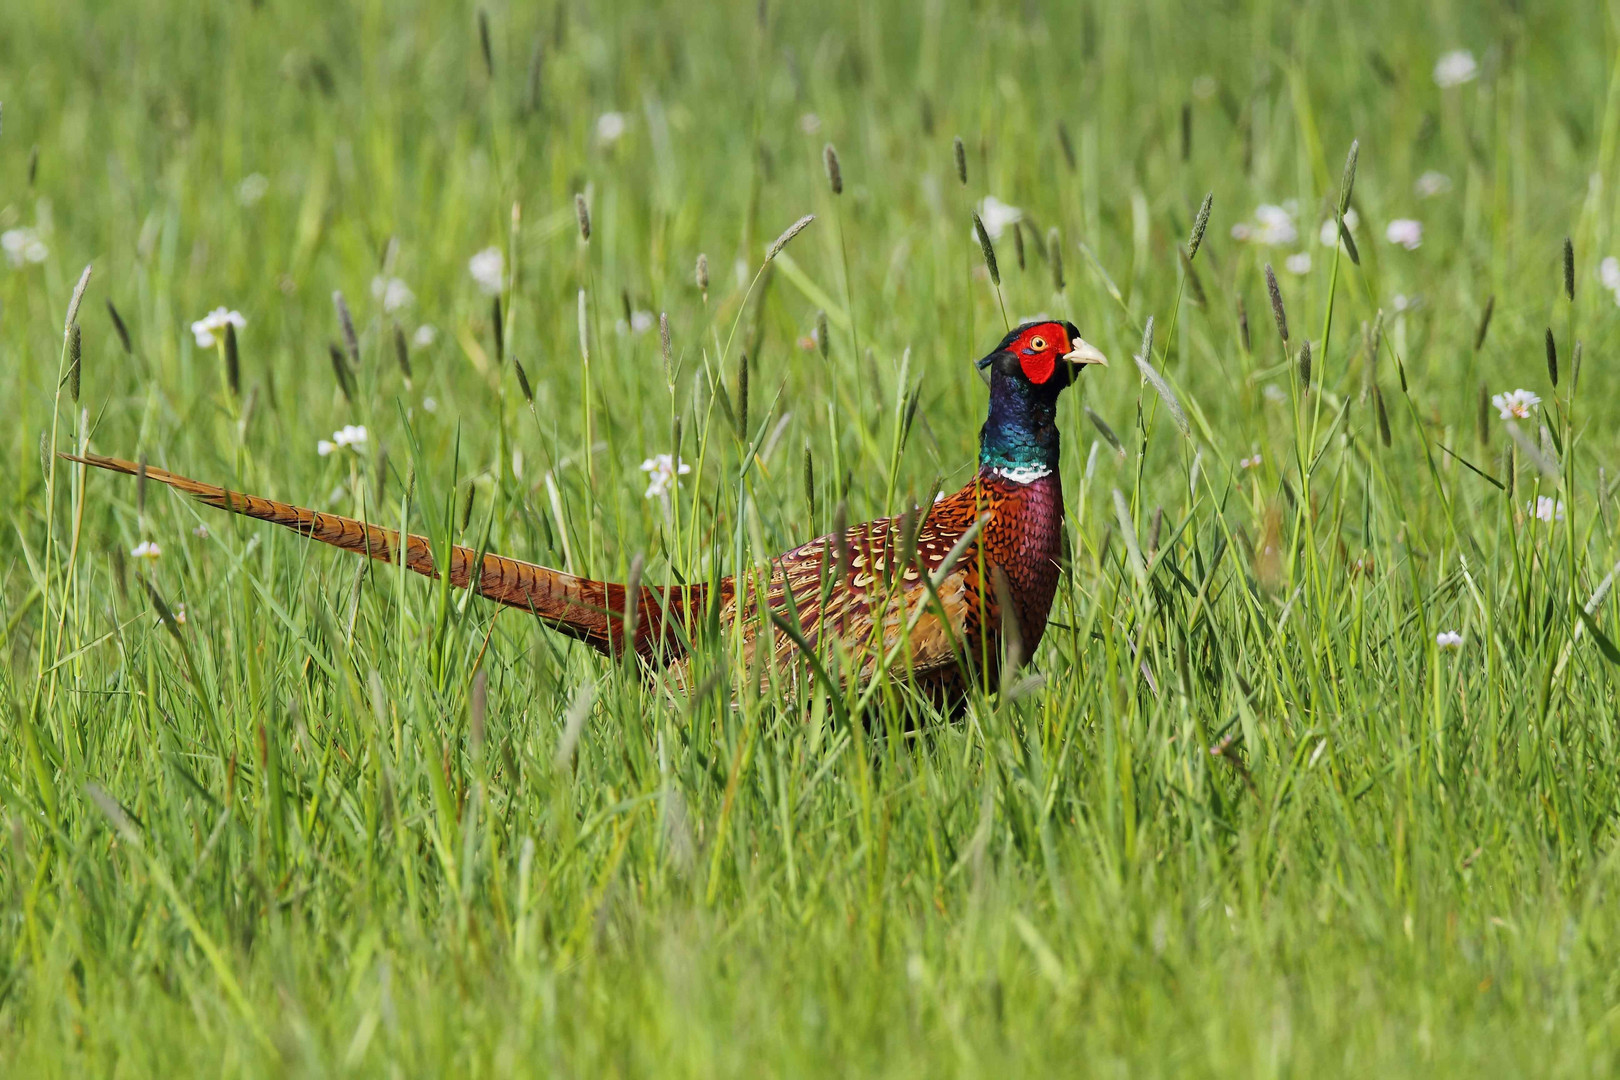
top-left (5, 0), bottom-right (1620, 1074)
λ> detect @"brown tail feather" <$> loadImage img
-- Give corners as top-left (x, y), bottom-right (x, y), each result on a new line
top-left (64, 452), bottom-right (700, 661)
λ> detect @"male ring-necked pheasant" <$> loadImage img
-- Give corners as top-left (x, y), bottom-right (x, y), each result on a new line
top-left (69, 319), bottom-right (1106, 707)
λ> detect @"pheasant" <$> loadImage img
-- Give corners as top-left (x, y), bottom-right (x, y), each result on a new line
top-left (68, 319), bottom-right (1106, 707)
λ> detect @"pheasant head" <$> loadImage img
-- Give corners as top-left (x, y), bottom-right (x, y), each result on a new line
top-left (975, 319), bottom-right (1107, 482)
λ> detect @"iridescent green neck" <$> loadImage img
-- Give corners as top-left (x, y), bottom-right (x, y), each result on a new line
top-left (979, 373), bottom-right (1060, 481)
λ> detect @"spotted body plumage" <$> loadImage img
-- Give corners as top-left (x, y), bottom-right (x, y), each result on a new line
top-left (70, 320), bottom-right (1106, 712)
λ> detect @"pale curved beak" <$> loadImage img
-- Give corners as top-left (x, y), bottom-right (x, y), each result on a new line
top-left (1063, 339), bottom-right (1109, 367)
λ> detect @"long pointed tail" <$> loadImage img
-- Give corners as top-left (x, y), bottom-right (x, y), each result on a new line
top-left (65, 452), bottom-right (700, 661)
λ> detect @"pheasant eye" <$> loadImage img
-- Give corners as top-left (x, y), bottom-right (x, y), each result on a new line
top-left (1029, 336), bottom-right (1046, 351)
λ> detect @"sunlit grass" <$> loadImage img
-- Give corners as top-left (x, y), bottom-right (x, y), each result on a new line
top-left (4, 1), bottom-right (1620, 1074)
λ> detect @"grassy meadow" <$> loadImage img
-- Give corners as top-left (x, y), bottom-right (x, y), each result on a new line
top-left (6, 0), bottom-right (1620, 1073)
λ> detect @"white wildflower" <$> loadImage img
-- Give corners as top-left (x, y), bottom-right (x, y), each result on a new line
top-left (172, 603), bottom-right (187, 626)
top-left (1231, 203), bottom-right (1297, 246)
top-left (189, 307), bottom-right (246, 349)
top-left (319, 424), bottom-right (368, 456)
top-left (798, 113), bottom-right (821, 135)
top-left (974, 196), bottom-right (1022, 241)
top-left (595, 111), bottom-right (627, 144)
top-left (370, 275), bottom-right (415, 313)
top-left (1386, 219), bottom-right (1423, 250)
top-left (192, 524), bottom-right (210, 538)
top-left (468, 247), bottom-right (504, 296)
top-left (1491, 388), bottom-right (1540, 420)
top-left (1284, 252), bottom-right (1312, 275)
top-left (236, 173), bottom-right (270, 207)
top-left (1528, 496), bottom-right (1565, 523)
top-left (1435, 630), bottom-right (1463, 650)
top-left (1318, 208), bottom-right (1359, 247)
top-left (422, 396), bottom-right (438, 413)
top-left (412, 324), bottom-right (438, 347)
top-left (1, 227), bottom-right (49, 267)
top-left (1599, 256), bottom-right (1620, 305)
top-left (640, 453), bottom-right (691, 500)
top-left (130, 540), bottom-right (163, 561)
top-left (1415, 171), bottom-right (1453, 199)
top-left (1600, 256), bottom-right (1620, 292)
top-left (618, 310), bottom-right (654, 335)
top-left (1433, 50), bottom-right (1479, 89)
top-left (1239, 453), bottom-right (1263, 470)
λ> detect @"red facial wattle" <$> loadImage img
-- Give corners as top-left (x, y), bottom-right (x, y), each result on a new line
top-left (1019, 352), bottom-right (1056, 384)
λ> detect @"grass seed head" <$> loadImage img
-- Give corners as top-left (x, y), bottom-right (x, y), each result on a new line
top-left (1265, 263), bottom-right (1289, 345)
top-left (1057, 121), bottom-right (1077, 171)
top-left (659, 312), bottom-right (673, 386)
top-left (1087, 406), bottom-right (1123, 455)
top-left (1374, 384), bottom-right (1391, 447)
top-left (478, 9), bottom-right (494, 77)
top-left (513, 356), bottom-right (533, 404)
top-left (64, 264), bottom-right (92, 340)
top-left (393, 323), bottom-right (412, 382)
top-left (765, 214), bottom-right (815, 261)
top-left (823, 143), bottom-right (842, 195)
top-left (107, 300), bottom-right (132, 354)
top-left (224, 322), bottom-right (240, 397)
top-left (1545, 327), bottom-right (1558, 387)
top-left (737, 351), bottom-right (749, 438)
top-left (953, 135), bottom-right (966, 185)
top-left (1299, 339), bottom-right (1312, 390)
top-left (1338, 139), bottom-right (1359, 217)
top-left (695, 253), bottom-right (709, 293)
top-left (1048, 227), bottom-right (1064, 290)
top-left (492, 296), bottom-right (504, 364)
top-left (329, 342), bottom-right (355, 403)
top-left (575, 193), bottom-right (591, 241)
top-left (1187, 192), bottom-right (1212, 261)
top-left (1474, 295), bottom-right (1494, 351)
top-left (69, 324), bottom-right (81, 403)
top-left (1013, 221), bottom-right (1026, 270)
top-left (803, 442), bottom-right (815, 520)
top-left (1339, 221), bottom-right (1361, 264)
top-left (972, 212), bottom-right (1000, 285)
top-left (815, 310), bottom-right (829, 359)
top-left (1563, 237), bottom-right (1574, 302)
top-left (333, 291), bottom-right (359, 364)
top-left (1476, 381), bottom-right (1490, 445)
